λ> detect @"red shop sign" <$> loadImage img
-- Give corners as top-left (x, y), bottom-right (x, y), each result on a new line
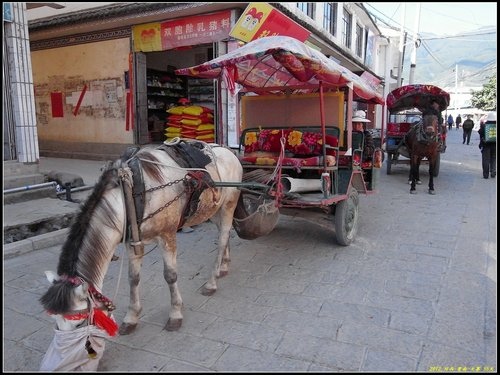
top-left (161, 10), bottom-right (232, 50)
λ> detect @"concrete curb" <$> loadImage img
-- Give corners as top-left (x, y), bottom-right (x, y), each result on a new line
top-left (3, 228), bottom-right (68, 259)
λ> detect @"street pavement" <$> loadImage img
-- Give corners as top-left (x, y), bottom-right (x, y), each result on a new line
top-left (3, 129), bottom-right (497, 372)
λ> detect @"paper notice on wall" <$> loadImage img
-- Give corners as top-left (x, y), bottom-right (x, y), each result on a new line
top-left (67, 90), bottom-right (92, 107)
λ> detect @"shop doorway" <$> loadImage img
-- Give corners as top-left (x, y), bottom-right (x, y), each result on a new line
top-left (135, 44), bottom-right (216, 144)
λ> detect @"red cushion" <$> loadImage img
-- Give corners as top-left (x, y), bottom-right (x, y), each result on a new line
top-left (243, 129), bottom-right (338, 157)
top-left (259, 129), bottom-right (289, 153)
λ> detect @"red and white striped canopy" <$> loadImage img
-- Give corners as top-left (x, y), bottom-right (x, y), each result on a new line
top-left (175, 36), bottom-right (384, 105)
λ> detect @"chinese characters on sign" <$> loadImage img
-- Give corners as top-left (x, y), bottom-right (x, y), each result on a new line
top-left (132, 11), bottom-right (232, 52)
top-left (161, 10), bottom-right (231, 50)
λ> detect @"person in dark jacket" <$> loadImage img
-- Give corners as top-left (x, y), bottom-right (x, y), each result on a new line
top-left (455, 114), bottom-right (462, 130)
top-left (462, 115), bottom-right (474, 145)
top-left (423, 100), bottom-right (444, 128)
top-left (478, 112), bottom-right (496, 179)
top-left (352, 110), bottom-right (375, 161)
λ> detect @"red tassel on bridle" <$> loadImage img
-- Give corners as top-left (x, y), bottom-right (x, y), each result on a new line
top-left (91, 308), bottom-right (118, 337)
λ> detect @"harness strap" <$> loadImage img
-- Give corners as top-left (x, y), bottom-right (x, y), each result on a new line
top-left (118, 166), bottom-right (144, 256)
top-left (180, 170), bottom-right (216, 227)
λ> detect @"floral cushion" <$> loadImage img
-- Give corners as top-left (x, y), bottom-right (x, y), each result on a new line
top-left (243, 129), bottom-right (338, 157)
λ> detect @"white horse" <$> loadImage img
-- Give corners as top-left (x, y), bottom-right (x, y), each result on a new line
top-left (40, 141), bottom-right (243, 335)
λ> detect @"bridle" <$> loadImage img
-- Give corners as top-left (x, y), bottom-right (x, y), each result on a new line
top-left (47, 275), bottom-right (118, 337)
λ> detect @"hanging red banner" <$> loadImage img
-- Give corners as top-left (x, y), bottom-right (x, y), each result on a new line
top-left (50, 92), bottom-right (64, 118)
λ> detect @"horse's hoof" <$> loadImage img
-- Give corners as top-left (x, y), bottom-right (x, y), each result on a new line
top-left (428, 189), bottom-right (436, 195)
top-left (165, 318), bottom-right (182, 331)
top-left (201, 286), bottom-right (217, 296)
top-left (416, 180), bottom-right (422, 185)
top-left (119, 323), bottom-right (137, 335)
top-left (410, 190), bottom-right (417, 194)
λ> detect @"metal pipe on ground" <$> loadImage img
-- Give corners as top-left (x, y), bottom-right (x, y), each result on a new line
top-left (55, 185), bottom-right (95, 196)
top-left (3, 181), bottom-right (57, 195)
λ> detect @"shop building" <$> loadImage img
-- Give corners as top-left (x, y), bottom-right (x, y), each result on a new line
top-left (5, 2), bottom-right (390, 161)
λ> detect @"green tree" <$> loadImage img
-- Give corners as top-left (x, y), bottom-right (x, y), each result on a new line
top-left (470, 73), bottom-right (496, 111)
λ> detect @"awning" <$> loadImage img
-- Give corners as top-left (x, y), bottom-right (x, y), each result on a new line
top-left (175, 36), bottom-right (384, 105)
top-left (386, 84), bottom-right (450, 113)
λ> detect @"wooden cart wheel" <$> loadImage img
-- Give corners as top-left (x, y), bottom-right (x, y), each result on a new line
top-left (334, 188), bottom-right (359, 246)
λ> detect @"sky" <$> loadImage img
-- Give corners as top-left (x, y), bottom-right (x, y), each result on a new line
top-left (28, 3), bottom-right (497, 36)
top-left (365, 2), bottom-right (497, 37)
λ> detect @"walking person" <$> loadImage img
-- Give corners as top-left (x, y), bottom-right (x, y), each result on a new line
top-left (478, 112), bottom-right (496, 179)
top-left (462, 115), bottom-right (474, 145)
top-left (455, 114), bottom-right (462, 130)
top-left (447, 114), bottom-right (454, 130)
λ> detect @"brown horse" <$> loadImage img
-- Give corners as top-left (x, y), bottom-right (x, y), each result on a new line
top-left (404, 114), bottom-right (441, 194)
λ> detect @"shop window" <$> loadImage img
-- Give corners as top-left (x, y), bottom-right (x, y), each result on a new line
top-left (355, 23), bottom-right (363, 57)
top-left (342, 8), bottom-right (352, 49)
top-left (297, 2), bottom-right (316, 19)
top-left (323, 3), bottom-right (337, 36)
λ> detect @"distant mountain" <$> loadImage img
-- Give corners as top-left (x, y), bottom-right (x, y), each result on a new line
top-left (400, 27), bottom-right (496, 88)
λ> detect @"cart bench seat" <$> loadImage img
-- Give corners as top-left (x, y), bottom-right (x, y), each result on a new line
top-left (387, 122), bottom-right (413, 137)
top-left (239, 126), bottom-right (340, 169)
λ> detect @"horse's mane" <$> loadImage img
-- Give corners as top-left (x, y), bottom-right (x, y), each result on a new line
top-left (136, 149), bottom-right (167, 183)
top-left (40, 165), bottom-right (122, 313)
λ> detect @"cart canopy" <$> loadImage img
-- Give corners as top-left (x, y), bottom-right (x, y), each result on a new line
top-left (386, 84), bottom-right (450, 113)
top-left (175, 36), bottom-right (384, 105)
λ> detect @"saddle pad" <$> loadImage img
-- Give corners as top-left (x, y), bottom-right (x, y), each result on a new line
top-left (159, 140), bottom-right (212, 169)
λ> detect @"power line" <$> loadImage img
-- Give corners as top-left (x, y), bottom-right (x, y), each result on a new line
top-left (422, 31), bottom-right (496, 41)
top-left (365, 3), bottom-right (495, 87)
top-left (432, 63), bottom-right (496, 87)
top-left (420, 40), bottom-right (446, 69)
top-left (366, 3), bottom-right (496, 40)
top-left (365, 3), bottom-right (413, 35)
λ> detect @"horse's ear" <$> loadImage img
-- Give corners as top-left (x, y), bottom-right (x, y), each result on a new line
top-left (44, 270), bottom-right (59, 284)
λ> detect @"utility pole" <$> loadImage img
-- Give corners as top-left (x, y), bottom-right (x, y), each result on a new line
top-left (396, 3), bottom-right (406, 88)
top-left (455, 64), bottom-right (458, 111)
top-left (408, 3), bottom-right (421, 84)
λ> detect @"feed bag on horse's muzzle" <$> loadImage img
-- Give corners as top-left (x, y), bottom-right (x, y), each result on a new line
top-left (40, 324), bottom-right (110, 371)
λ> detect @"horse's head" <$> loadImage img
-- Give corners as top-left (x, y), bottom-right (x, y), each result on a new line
top-left (423, 114), bottom-right (438, 138)
top-left (40, 271), bottom-right (91, 331)
top-left (40, 271), bottom-right (118, 335)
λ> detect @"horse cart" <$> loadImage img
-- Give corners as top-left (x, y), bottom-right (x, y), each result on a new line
top-left (384, 84), bottom-right (450, 176)
top-left (39, 37), bottom-right (387, 370)
top-left (176, 36), bottom-right (385, 246)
